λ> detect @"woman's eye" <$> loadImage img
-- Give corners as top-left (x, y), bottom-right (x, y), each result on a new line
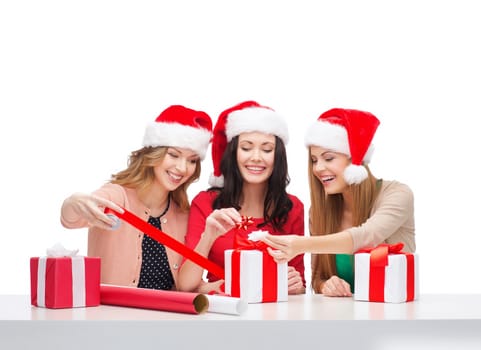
top-left (241, 147), bottom-right (251, 152)
top-left (262, 149), bottom-right (273, 153)
top-left (311, 158), bottom-right (317, 164)
top-left (168, 152), bottom-right (178, 158)
top-left (189, 159), bottom-right (197, 164)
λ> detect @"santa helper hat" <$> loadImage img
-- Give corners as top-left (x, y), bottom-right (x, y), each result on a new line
top-left (142, 105), bottom-right (212, 160)
top-left (304, 108), bottom-right (380, 185)
top-left (209, 100), bottom-right (289, 187)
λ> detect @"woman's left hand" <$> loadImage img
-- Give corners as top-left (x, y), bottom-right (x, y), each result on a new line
top-left (262, 233), bottom-right (302, 263)
top-left (287, 266), bottom-right (305, 294)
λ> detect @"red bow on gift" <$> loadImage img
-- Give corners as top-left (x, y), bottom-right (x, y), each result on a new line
top-left (356, 242), bottom-right (405, 268)
top-left (234, 233), bottom-right (269, 251)
top-left (236, 215), bottom-right (254, 230)
top-left (233, 215), bottom-right (269, 251)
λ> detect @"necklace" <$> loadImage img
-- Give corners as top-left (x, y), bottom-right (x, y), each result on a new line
top-left (155, 195), bottom-right (171, 223)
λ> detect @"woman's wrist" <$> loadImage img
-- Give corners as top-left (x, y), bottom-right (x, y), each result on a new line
top-left (200, 230), bottom-right (218, 246)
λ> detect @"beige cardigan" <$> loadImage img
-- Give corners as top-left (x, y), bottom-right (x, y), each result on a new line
top-left (60, 183), bottom-right (188, 288)
top-left (347, 180), bottom-right (416, 253)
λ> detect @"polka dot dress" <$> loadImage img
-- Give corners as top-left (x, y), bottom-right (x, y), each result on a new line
top-left (137, 204), bottom-right (174, 290)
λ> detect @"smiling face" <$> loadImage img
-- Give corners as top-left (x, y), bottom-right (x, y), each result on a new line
top-left (236, 131), bottom-right (276, 185)
top-left (310, 145), bottom-right (351, 195)
top-left (153, 146), bottom-right (199, 192)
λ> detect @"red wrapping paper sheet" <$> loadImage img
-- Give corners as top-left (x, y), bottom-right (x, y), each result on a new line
top-left (100, 284), bottom-right (209, 314)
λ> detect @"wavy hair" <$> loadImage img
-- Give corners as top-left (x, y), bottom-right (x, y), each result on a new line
top-left (110, 146), bottom-right (201, 212)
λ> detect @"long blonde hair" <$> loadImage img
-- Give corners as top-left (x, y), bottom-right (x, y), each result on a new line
top-left (308, 150), bottom-right (380, 293)
top-left (110, 146), bottom-right (201, 211)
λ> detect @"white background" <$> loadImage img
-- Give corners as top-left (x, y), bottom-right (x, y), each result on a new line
top-left (1, 0), bottom-right (480, 295)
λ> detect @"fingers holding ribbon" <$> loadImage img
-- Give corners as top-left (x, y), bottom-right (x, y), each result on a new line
top-left (67, 193), bottom-right (122, 230)
top-left (205, 208), bottom-right (242, 239)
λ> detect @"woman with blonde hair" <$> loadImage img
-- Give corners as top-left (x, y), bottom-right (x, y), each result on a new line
top-left (262, 108), bottom-right (415, 297)
top-left (61, 105), bottom-right (212, 291)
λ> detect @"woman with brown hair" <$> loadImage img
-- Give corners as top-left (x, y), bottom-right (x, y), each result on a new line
top-left (261, 108), bottom-right (415, 297)
top-left (177, 101), bottom-right (305, 295)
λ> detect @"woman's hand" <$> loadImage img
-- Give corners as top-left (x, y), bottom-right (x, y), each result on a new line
top-left (203, 208), bottom-right (242, 241)
top-left (196, 280), bottom-right (225, 295)
top-left (62, 193), bottom-right (124, 230)
top-left (262, 233), bottom-right (302, 263)
top-left (287, 266), bottom-right (305, 295)
top-left (321, 275), bottom-right (352, 297)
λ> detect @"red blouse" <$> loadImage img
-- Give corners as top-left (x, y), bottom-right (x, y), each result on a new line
top-left (185, 190), bottom-right (306, 285)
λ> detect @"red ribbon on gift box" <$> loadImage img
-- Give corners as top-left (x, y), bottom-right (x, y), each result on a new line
top-left (356, 242), bottom-right (415, 302)
top-left (105, 207), bottom-right (225, 280)
top-left (230, 234), bottom-right (278, 302)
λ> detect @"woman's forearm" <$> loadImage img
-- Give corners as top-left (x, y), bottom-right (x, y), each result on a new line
top-left (298, 231), bottom-right (354, 255)
top-left (176, 232), bottom-right (217, 292)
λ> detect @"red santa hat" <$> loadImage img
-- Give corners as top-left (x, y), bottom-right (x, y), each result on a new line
top-left (209, 100), bottom-right (289, 187)
top-left (142, 105), bottom-right (212, 160)
top-left (304, 108), bottom-right (380, 184)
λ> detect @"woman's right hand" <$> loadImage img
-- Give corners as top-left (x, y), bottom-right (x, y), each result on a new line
top-left (62, 193), bottom-right (124, 230)
top-left (203, 208), bottom-right (242, 241)
top-left (321, 275), bottom-right (352, 297)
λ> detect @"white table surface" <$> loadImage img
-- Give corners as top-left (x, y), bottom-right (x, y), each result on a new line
top-left (1, 294), bottom-right (481, 349)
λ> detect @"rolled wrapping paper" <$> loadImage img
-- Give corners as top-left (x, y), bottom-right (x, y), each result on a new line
top-left (206, 294), bottom-right (248, 315)
top-left (100, 284), bottom-right (209, 315)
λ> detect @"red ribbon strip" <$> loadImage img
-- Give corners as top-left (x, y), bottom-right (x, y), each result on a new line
top-left (105, 207), bottom-right (225, 280)
top-left (356, 243), bottom-right (415, 302)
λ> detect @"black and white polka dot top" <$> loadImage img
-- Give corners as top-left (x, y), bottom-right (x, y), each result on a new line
top-left (137, 197), bottom-right (174, 290)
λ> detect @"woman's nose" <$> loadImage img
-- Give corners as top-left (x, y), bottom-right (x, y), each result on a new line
top-left (175, 159), bottom-right (187, 172)
top-left (313, 161), bottom-right (325, 173)
top-left (250, 148), bottom-right (261, 161)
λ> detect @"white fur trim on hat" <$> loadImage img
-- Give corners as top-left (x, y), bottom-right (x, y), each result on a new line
top-left (209, 173), bottom-right (224, 187)
top-left (343, 164), bottom-right (368, 185)
top-left (226, 107), bottom-right (289, 144)
top-left (304, 120), bottom-right (350, 155)
top-left (304, 120), bottom-right (374, 163)
top-left (142, 122), bottom-right (211, 160)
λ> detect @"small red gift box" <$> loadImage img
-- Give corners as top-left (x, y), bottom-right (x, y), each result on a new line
top-left (30, 256), bottom-right (101, 308)
top-left (354, 243), bottom-right (419, 303)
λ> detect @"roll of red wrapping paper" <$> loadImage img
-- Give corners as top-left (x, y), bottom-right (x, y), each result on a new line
top-left (100, 284), bottom-right (209, 314)
top-left (104, 207), bottom-right (224, 280)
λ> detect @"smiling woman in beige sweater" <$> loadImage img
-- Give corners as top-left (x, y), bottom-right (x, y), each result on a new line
top-left (261, 108), bottom-right (415, 297)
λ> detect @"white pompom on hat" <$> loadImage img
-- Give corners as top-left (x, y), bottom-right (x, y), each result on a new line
top-left (209, 100), bottom-right (289, 187)
top-left (142, 105), bottom-right (213, 160)
top-left (304, 108), bottom-right (380, 184)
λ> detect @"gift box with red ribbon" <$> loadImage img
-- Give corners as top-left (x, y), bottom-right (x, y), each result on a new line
top-left (354, 243), bottom-right (419, 303)
top-left (224, 230), bottom-right (288, 303)
top-left (30, 255), bottom-right (101, 308)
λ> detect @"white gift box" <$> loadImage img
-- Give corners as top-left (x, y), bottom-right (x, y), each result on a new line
top-left (354, 250), bottom-right (419, 303)
top-left (224, 249), bottom-right (287, 303)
